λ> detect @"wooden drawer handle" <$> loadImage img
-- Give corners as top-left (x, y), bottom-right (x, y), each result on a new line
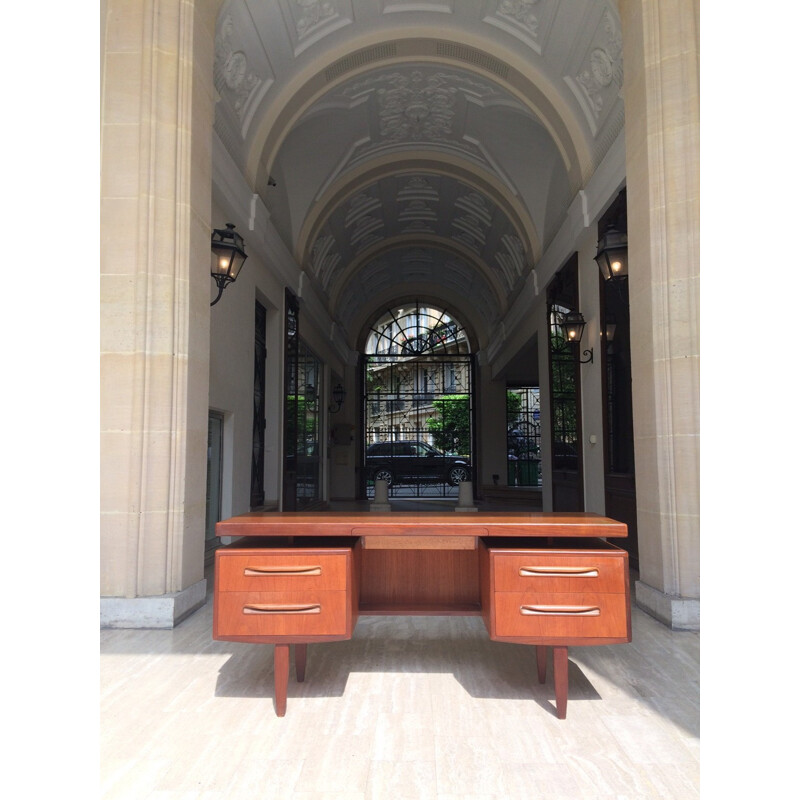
top-left (520, 605), bottom-right (601, 616)
top-left (519, 566), bottom-right (599, 577)
top-left (243, 604), bottom-right (322, 615)
top-left (243, 566), bottom-right (322, 577)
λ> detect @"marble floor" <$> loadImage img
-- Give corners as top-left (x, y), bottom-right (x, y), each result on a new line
top-left (100, 572), bottom-right (699, 800)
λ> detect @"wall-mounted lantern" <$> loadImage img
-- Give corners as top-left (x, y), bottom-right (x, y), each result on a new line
top-left (560, 311), bottom-right (593, 364)
top-left (594, 225), bottom-right (628, 281)
top-left (328, 383), bottom-right (345, 413)
top-left (210, 223), bottom-right (248, 306)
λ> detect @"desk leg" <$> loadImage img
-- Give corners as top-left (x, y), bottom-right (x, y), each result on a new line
top-left (295, 643), bottom-right (307, 683)
top-left (553, 646), bottom-right (568, 719)
top-left (536, 645), bottom-right (548, 684)
top-left (274, 644), bottom-right (289, 717)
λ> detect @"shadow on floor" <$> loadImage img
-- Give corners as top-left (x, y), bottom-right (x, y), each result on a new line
top-left (213, 619), bottom-right (602, 720)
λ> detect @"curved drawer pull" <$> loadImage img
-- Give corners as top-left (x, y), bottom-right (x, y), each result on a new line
top-left (243, 566), bottom-right (322, 577)
top-left (519, 566), bottom-right (599, 578)
top-left (520, 605), bottom-right (601, 616)
top-left (243, 604), bottom-right (322, 615)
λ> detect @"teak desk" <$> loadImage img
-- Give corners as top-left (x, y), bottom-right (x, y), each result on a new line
top-left (213, 511), bottom-right (631, 718)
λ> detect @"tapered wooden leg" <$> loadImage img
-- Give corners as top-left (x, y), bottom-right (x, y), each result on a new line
top-left (274, 644), bottom-right (290, 717)
top-left (553, 646), bottom-right (568, 719)
top-left (295, 643), bottom-right (307, 683)
top-left (536, 645), bottom-right (548, 684)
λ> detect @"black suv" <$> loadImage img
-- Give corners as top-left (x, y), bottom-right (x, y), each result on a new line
top-left (365, 440), bottom-right (470, 486)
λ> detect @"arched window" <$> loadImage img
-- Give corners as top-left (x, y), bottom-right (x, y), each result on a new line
top-left (365, 303), bottom-right (470, 357)
top-left (362, 303), bottom-right (474, 499)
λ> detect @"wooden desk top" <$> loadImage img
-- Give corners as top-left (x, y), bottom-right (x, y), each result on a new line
top-left (216, 511), bottom-right (627, 539)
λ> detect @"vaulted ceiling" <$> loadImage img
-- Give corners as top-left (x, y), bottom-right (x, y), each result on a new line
top-left (213, 0), bottom-right (624, 348)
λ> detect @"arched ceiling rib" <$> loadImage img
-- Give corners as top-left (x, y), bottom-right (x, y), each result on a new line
top-left (213, 1), bottom-right (625, 349)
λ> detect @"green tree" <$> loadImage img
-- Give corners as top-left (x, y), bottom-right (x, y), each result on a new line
top-left (285, 395), bottom-right (319, 455)
top-left (426, 394), bottom-right (471, 455)
top-left (506, 390), bottom-right (522, 423)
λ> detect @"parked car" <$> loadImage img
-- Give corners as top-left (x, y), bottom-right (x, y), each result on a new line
top-left (365, 440), bottom-right (470, 486)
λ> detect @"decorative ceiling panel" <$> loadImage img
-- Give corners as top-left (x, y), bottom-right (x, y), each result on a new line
top-left (306, 171), bottom-right (525, 302)
top-left (562, 5), bottom-right (623, 136)
top-left (482, 0), bottom-right (554, 55)
top-left (335, 246), bottom-right (501, 333)
top-left (214, 8), bottom-right (276, 140)
top-left (279, 0), bottom-right (355, 56)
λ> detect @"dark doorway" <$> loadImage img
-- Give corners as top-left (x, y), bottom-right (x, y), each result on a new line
top-left (282, 290), bottom-right (300, 510)
top-left (205, 410), bottom-right (224, 562)
top-left (547, 254), bottom-right (584, 511)
top-left (250, 300), bottom-right (266, 509)
top-left (282, 290), bottom-right (323, 511)
top-left (600, 190), bottom-right (639, 569)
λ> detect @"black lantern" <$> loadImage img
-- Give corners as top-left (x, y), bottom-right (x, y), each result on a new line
top-left (594, 225), bottom-right (628, 281)
top-left (560, 311), bottom-right (593, 364)
top-left (210, 223), bottom-right (248, 306)
top-left (328, 383), bottom-right (345, 413)
top-left (561, 311), bottom-right (587, 343)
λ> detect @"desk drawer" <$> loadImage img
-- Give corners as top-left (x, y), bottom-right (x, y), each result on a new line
top-left (491, 551), bottom-right (626, 594)
top-left (493, 592), bottom-right (629, 639)
top-left (217, 550), bottom-right (350, 592)
top-left (216, 590), bottom-right (349, 637)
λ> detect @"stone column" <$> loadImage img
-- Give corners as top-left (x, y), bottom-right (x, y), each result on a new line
top-left (100, 0), bottom-right (221, 626)
top-left (619, 0), bottom-right (700, 628)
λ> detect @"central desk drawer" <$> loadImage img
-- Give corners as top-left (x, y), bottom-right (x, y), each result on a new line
top-left (493, 592), bottom-right (629, 639)
top-left (217, 551), bottom-right (350, 592)
top-left (491, 551), bottom-right (625, 593)
top-left (217, 590), bottom-right (349, 637)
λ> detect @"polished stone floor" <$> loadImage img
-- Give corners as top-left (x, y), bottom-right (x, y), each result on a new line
top-left (100, 575), bottom-right (699, 800)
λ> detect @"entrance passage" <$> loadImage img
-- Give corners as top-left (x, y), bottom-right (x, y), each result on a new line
top-left (362, 303), bottom-right (474, 499)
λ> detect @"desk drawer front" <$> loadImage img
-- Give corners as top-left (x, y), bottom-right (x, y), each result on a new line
top-left (217, 551), bottom-right (350, 592)
top-left (493, 592), bottom-right (628, 639)
top-left (491, 551), bottom-right (625, 593)
top-left (217, 591), bottom-right (348, 637)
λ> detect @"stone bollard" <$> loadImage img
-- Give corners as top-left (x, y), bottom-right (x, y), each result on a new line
top-left (455, 480), bottom-right (477, 512)
top-left (370, 479), bottom-right (391, 511)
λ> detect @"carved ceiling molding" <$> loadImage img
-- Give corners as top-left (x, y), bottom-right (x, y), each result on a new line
top-left (214, 15), bottom-right (267, 128)
top-left (326, 235), bottom-right (509, 318)
top-left (483, 0), bottom-right (543, 53)
top-left (564, 8), bottom-right (623, 136)
top-left (332, 67), bottom-right (502, 167)
top-left (396, 175), bottom-right (439, 203)
top-left (284, 0), bottom-right (354, 56)
top-left (310, 233), bottom-right (342, 290)
top-left (305, 168), bottom-right (526, 306)
top-left (245, 35), bottom-right (588, 197)
top-left (295, 154), bottom-right (540, 269)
